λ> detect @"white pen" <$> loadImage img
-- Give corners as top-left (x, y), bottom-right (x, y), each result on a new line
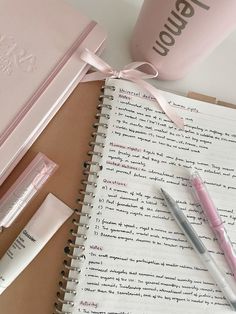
top-left (161, 188), bottom-right (236, 311)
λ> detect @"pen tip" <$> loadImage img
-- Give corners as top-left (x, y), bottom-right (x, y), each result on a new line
top-left (160, 189), bottom-right (174, 205)
top-left (160, 188), bottom-right (167, 197)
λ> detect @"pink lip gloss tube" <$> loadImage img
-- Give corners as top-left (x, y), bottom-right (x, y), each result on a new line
top-left (0, 152), bottom-right (58, 231)
top-left (191, 171), bottom-right (236, 279)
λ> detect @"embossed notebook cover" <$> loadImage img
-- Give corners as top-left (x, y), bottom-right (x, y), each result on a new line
top-left (0, 0), bottom-right (106, 185)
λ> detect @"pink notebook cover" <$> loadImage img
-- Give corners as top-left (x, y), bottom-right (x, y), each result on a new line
top-left (0, 0), bottom-right (106, 185)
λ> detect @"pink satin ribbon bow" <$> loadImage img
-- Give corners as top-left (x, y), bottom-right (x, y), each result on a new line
top-left (80, 49), bottom-right (184, 129)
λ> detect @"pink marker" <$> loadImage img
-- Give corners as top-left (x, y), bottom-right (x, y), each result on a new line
top-left (191, 171), bottom-right (236, 279)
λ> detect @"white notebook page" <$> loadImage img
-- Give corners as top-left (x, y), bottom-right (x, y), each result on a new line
top-left (63, 78), bottom-right (236, 314)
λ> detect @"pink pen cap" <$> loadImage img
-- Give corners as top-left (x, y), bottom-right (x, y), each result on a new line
top-left (190, 171), bottom-right (222, 228)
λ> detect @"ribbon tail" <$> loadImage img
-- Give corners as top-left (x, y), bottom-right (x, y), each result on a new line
top-left (131, 78), bottom-right (184, 129)
top-left (81, 71), bottom-right (109, 82)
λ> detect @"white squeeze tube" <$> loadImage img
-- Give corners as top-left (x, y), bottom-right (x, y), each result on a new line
top-left (0, 193), bottom-right (73, 294)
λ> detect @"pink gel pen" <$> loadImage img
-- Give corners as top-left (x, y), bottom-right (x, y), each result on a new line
top-left (191, 171), bottom-right (236, 279)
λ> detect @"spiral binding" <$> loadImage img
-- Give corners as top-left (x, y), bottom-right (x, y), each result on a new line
top-left (54, 84), bottom-right (114, 314)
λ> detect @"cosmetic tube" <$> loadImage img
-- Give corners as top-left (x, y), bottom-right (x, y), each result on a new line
top-left (0, 152), bottom-right (58, 231)
top-left (0, 193), bottom-right (73, 294)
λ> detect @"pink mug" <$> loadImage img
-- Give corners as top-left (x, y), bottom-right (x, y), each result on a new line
top-left (131, 0), bottom-right (236, 80)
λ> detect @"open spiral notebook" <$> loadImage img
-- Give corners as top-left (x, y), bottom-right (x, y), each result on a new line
top-left (55, 78), bottom-right (236, 314)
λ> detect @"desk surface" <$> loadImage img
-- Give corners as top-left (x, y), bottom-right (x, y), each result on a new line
top-left (0, 81), bottom-right (103, 314)
top-left (67, 0), bottom-right (236, 104)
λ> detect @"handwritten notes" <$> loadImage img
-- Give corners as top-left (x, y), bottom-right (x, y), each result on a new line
top-left (64, 79), bottom-right (236, 314)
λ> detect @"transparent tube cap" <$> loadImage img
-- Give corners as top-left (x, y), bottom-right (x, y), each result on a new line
top-left (0, 153), bottom-right (58, 230)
